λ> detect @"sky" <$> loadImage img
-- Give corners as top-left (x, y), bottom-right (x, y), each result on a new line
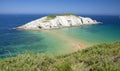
top-left (0, 0), bottom-right (120, 15)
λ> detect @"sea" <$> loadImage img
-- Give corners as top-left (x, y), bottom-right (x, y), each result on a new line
top-left (0, 14), bottom-right (120, 58)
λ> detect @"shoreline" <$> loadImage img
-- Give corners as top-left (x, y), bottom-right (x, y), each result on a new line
top-left (43, 30), bottom-right (88, 52)
top-left (16, 22), bottom-right (101, 31)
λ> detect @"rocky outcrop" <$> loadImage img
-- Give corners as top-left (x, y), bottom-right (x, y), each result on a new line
top-left (17, 14), bottom-right (100, 30)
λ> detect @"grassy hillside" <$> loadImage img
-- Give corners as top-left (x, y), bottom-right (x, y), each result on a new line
top-left (0, 41), bottom-right (120, 71)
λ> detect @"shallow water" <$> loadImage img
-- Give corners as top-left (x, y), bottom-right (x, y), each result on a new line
top-left (0, 15), bottom-right (120, 58)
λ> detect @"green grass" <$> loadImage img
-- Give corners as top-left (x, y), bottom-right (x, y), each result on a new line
top-left (42, 15), bottom-right (56, 22)
top-left (0, 41), bottom-right (120, 71)
top-left (59, 14), bottom-right (75, 16)
top-left (42, 14), bottom-right (78, 22)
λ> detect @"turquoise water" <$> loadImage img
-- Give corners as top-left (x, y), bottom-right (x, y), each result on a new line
top-left (0, 15), bottom-right (120, 58)
top-left (57, 15), bottom-right (120, 45)
top-left (57, 24), bottom-right (120, 45)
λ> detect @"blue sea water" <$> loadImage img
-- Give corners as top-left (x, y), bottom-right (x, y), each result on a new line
top-left (57, 15), bottom-right (120, 45)
top-left (0, 14), bottom-right (120, 58)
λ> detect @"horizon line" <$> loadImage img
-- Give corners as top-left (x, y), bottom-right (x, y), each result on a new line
top-left (0, 13), bottom-right (119, 16)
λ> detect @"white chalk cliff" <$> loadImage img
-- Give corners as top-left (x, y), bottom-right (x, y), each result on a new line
top-left (17, 14), bottom-right (100, 30)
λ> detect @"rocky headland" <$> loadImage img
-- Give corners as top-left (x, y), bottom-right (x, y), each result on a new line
top-left (17, 14), bottom-right (100, 30)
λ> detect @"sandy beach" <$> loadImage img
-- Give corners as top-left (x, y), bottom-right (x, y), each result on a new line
top-left (43, 30), bottom-right (88, 52)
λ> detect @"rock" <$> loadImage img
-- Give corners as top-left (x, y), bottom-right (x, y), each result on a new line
top-left (17, 14), bottom-right (100, 30)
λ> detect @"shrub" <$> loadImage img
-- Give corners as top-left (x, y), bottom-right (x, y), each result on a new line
top-left (0, 41), bottom-right (120, 71)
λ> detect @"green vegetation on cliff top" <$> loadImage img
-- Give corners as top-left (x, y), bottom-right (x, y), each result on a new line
top-left (42, 14), bottom-right (77, 22)
top-left (42, 15), bottom-right (56, 22)
top-left (0, 41), bottom-right (120, 71)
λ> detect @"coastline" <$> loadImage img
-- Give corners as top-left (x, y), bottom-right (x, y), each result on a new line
top-left (43, 30), bottom-right (88, 52)
top-left (16, 23), bottom-right (101, 31)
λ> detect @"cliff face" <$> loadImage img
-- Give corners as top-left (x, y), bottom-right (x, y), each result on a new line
top-left (17, 15), bottom-right (100, 30)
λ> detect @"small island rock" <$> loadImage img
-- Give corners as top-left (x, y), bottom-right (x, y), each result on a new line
top-left (17, 14), bottom-right (100, 30)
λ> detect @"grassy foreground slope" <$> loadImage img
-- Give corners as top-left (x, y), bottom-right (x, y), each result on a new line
top-left (0, 41), bottom-right (120, 71)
